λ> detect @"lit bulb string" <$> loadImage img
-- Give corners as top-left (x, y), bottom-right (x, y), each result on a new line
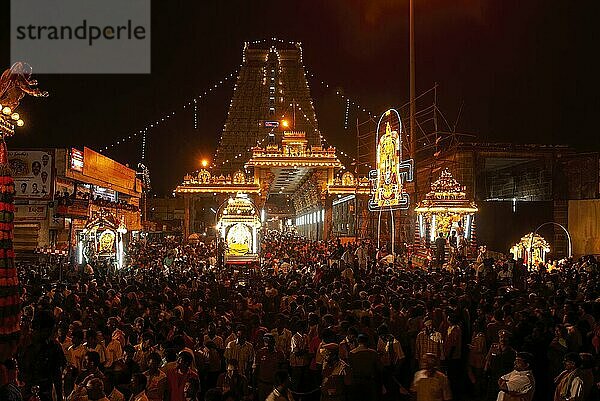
top-left (99, 71), bottom-right (238, 154)
top-left (344, 98), bottom-right (350, 130)
top-left (211, 129), bottom-right (275, 169)
top-left (305, 70), bottom-right (375, 118)
top-left (246, 38), bottom-right (301, 46)
top-left (193, 99), bottom-right (198, 130)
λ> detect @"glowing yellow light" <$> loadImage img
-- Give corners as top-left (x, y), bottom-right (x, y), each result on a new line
top-left (11, 113), bottom-right (19, 121)
top-left (201, 159), bottom-right (209, 167)
top-left (16, 119), bottom-right (24, 127)
top-left (281, 120), bottom-right (289, 128)
top-left (2, 107), bottom-right (11, 115)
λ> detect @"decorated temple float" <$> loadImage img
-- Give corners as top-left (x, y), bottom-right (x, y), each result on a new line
top-left (216, 193), bottom-right (261, 265)
top-left (413, 169), bottom-right (478, 265)
top-left (77, 209), bottom-right (128, 269)
top-left (510, 232), bottom-right (551, 267)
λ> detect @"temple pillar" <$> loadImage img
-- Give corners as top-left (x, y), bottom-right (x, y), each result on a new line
top-left (190, 196), bottom-right (196, 234)
top-left (183, 194), bottom-right (190, 240)
top-left (324, 195), bottom-right (334, 240)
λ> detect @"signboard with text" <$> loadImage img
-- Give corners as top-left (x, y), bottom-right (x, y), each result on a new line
top-left (8, 150), bottom-right (54, 200)
top-left (14, 204), bottom-right (47, 221)
top-left (70, 148), bottom-right (84, 172)
top-left (55, 198), bottom-right (90, 220)
top-left (82, 147), bottom-right (138, 194)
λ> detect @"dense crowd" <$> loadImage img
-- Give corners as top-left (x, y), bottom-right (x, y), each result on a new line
top-left (56, 192), bottom-right (139, 212)
top-left (2, 233), bottom-right (600, 401)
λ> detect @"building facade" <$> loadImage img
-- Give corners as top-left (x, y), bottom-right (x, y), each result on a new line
top-left (9, 147), bottom-right (142, 254)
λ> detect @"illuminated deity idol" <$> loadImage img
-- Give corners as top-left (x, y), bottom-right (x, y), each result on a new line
top-left (376, 122), bottom-right (400, 207)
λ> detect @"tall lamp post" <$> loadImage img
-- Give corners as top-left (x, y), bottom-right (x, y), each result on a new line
top-left (408, 0), bottom-right (419, 250)
top-left (409, 0), bottom-right (417, 196)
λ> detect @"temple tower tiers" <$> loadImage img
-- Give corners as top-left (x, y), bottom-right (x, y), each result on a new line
top-left (214, 41), bottom-right (320, 172)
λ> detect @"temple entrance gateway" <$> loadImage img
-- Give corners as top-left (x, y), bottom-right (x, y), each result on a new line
top-left (174, 43), bottom-right (414, 253)
top-left (175, 130), bottom-right (344, 242)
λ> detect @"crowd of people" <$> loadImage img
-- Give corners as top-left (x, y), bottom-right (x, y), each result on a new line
top-left (1, 232), bottom-right (600, 401)
top-left (56, 191), bottom-right (139, 212)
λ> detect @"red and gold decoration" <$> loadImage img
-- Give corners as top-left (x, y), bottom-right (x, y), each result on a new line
top-left (0, 62), bottom-right (48, 359)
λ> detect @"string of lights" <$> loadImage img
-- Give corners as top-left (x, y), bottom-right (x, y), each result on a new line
top-left (344, 98), bottom-right (350, 130)
top-left (99, 71), bottom-right (238, 154)
top-left (141, 131), bottom-right (146, 161)
top-left (100, 41), bottom-right (378, 178)
top-left (305, 70), bottom-right (375, 118)
top-left (193, 98), bottom-right (198, 130)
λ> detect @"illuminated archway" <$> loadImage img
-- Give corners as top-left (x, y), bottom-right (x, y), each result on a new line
top-left (528, 221), bottom-right (572, 266)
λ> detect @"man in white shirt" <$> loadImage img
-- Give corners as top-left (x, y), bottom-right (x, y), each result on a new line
top-left (497, 352), bottom-right (535, 401)
top-left (354, 243), bottom-right (368, 272)
top-left (224, 326), bottom-right (254, 377)
top-left (271, 316), bottom-right (292, 358)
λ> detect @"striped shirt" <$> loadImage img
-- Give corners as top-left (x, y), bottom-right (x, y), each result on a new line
top-left (224, 340), bottom-right (255, 373)
top-left (415, 330), bottom-right (444, 363)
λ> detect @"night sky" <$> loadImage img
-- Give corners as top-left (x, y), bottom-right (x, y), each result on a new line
top-left (1, 1), bottom-right (597, 194)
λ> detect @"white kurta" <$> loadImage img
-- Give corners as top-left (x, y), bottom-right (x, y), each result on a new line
top-left (497, 369), bottom-right (535, 401)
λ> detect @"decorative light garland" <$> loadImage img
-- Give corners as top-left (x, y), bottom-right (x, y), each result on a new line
top-left (141, 130), bottom-right (146, 161)
top-left (305, 70), bottom-right (375, 118)
top-left (99, 71), bottom-right (237, 154)
top-left (344, 98), bottom-right (350, 130)
top-left (193, 98), bottom-right (198, 130)
top-left (101, 40), bottom-right (379, 181)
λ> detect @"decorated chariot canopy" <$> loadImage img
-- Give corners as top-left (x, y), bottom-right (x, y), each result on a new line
top-left (510, 232), bottom-right (551, 266)
top-left (216, 194), bottom-right (261, 256)
top-left (78, 209), bottom-right (128, 268)
top-left (415, 168), bottom-right (478, 243)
